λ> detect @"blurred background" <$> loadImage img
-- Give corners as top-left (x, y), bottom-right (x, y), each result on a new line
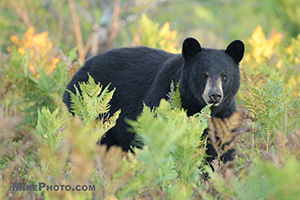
top-left (2, 0), bottom-right (300, 61)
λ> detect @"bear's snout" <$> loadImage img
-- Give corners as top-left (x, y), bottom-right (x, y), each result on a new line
top-left (209, 92), bottom-right (222, 104)
top-left (202, 77), bottom-right (223, 106)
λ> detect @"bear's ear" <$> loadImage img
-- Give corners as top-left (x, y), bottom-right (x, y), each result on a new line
top-left (225, 40), bottom-right (245, 64)
top-left (182, 37), bottom-right (202, 60)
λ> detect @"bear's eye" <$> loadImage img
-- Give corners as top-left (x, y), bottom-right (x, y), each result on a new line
top-left (201, 74), bottom-right (208, 79)
top-left (222, 74), bottom-right (227, 81)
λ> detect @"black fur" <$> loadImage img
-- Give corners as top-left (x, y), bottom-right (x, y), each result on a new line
top-left (63, 38), bottom-right (244, 164)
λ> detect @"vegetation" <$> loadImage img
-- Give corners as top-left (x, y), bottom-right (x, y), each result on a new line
top-left (0, 0), bottom-right (300, 199)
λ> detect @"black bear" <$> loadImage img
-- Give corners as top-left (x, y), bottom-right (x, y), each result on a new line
top-left (63, 37), bottom-right (244, 165)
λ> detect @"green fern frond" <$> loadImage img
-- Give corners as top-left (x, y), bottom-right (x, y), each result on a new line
top-left (80, 73), bottom-right (103, 97)
top-left (96, 87), bottom-right (115, 116)
top-left (123, 99), bottom-right (208, 199)
top-left (34, 107), bottom-right (66, 148)
top-left (167, 81), bottom-right (182, 109)
top-left (102, 109), bottom-right (121, 131)
top-left (69, 74), bottom-right (117, 125)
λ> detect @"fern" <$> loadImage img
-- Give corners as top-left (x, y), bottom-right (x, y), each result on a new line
top-left (34, 75), bottom-right (120, 150)
top-left (34, 107), bottom-right (66, 148)
top-left (208, 112), bottom-right (241, 161)
top-left (69, 73), bottom-right (117, 125)
top-left (241, 67), bottom-right (298, 151)
top-left (167, 80), bottom-right (182, 109)
top-left (30, 75), bottom-right (121, 199)
top-left (119, 99), bottom-right (209, 199)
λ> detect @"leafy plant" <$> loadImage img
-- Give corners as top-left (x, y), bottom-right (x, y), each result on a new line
top-left (0, 27), bottom-right (88, 126)
top-left (117, 99), bottom-right (209, 199)
top-left (9, 27), bottom-right (60, 76)
top-left (32, 75), bottom-right (120, 199)
top-left (237, 156), bottom-right (300, 200)
top-left (68, 74), bottom-right (120, 125)
top-left (132, 14), bottom-right (179, 53)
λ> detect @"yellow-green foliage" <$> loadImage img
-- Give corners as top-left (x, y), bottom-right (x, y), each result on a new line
top-left (26, 75), bottom-right (119, 200)
top-left (167, 81), bottom-right (182, 109)
top-left (238, 156), bottom-right (300, 200)
top-left (69, 74), bottom-right (119, 125)
top-left (35, 108), bottom-right (66, 148)
top-left (132, 14), bottom-right (179, 53)
top-left (121, 99), bottom-right (209, 199)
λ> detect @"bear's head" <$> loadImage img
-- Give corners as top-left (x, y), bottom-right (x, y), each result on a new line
top-left (180, 37), bottom-right (244, 117)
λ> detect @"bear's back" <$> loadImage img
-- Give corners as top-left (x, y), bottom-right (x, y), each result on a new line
top-left (63, 46), bottom-right (179, 118)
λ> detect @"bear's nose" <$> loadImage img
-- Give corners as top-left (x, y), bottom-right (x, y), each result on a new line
top-left (209, 93), bottom-right (222, 103)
